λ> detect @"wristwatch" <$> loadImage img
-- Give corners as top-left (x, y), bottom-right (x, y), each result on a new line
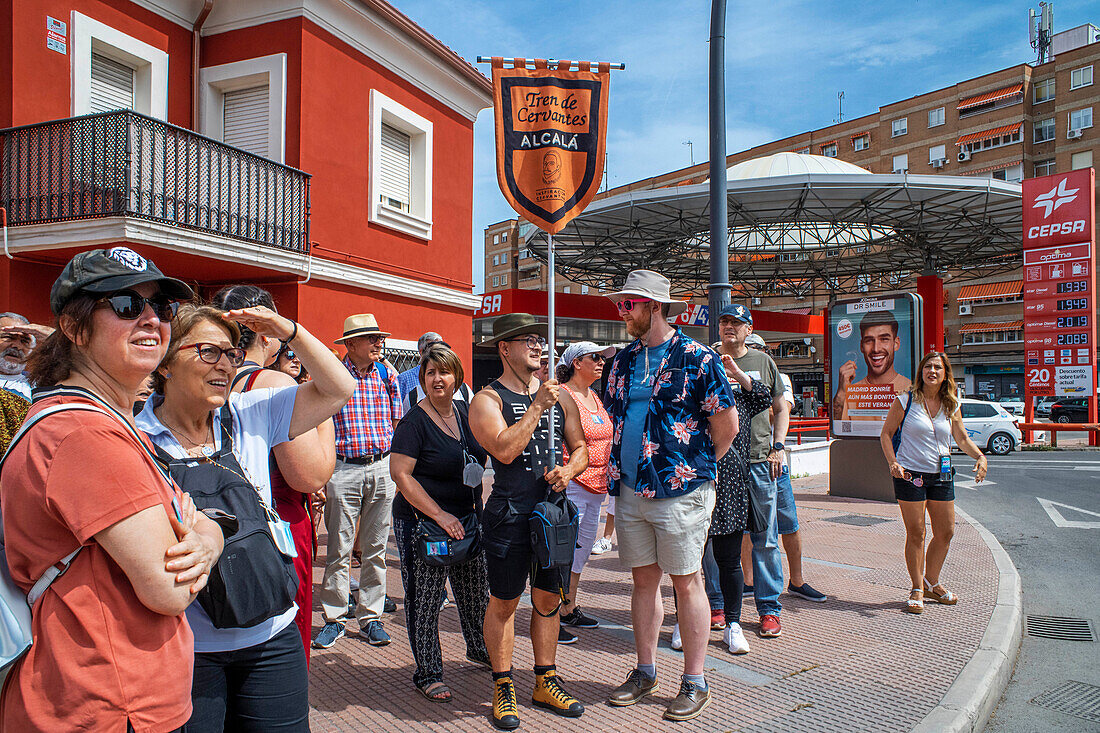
top-left (771, 441), bottom-right (785, 453)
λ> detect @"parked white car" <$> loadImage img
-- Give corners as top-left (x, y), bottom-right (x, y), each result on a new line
top-left (955, 398), bottom-right (1023, 455)
top-left (996, 396), bottom-right (1024, 416)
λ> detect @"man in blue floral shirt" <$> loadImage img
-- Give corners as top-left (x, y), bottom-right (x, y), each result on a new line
top-left (602, 270), bottom-right (737, 723)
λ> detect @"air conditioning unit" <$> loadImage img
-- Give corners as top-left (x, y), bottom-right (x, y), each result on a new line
top-left (958, 150), bottom-right (972, 162)
top-left (892, 168), bottom-right (908, 174)
top-left (930, 158), bottom-right (946, 168)
top-left (752, 297), bottom-right (762, 305)
top-left (959, 303), bottom-right (972, 315)
top-left (1067, 128), bottom-right (1083, 139)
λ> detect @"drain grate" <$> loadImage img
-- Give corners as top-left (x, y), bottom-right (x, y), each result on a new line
top-left (1030, 680), bottom-right (1100, 723)
top-left (823, 514), bottom-right (890, 527)
top-left (1026, 615), bottom-right (1097, 641)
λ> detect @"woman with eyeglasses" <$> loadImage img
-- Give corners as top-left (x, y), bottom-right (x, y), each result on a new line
top-left (212, 286), bottom-right (335, 665)
top-left (1, 248), bottom-right (223, 732)
top-left (553, 342), bottom-right (615, 639)
top-left (136, 303), bottom-right (353, 731)
top-left (880, 352), bottom-right (987, 615)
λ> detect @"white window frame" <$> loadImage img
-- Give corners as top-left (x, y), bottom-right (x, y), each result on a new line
top-left (821, 143), bottom-right (837, 157)
top-left (200, 54), bottom-right (287, 164)
top-left (369, 90), bottom-right (433, 240)
top-left (1070, 66), bottom-right (1094, 90)
top-left (491, 275), bottom-right (499, 287)
top-left (71, 12), bottom-right (167, 119)
top-left (1034, 158), bottom-right (1056, 177)
top-left (500, 274), bottom-right (508, 286)
top-left (891, 118), bottom-right (907, 137)
top-left (1072, 150), bottom-right (1094, 170)
top-left (928, 144), bottom-right (946, 164)
top-left (1034, 117), bottom-right (1056, 143)
top-left (1034, 77), bottom-right (1055, 103)
top-left (892, 154), bottom-right (908, 173)
top-left (928, 107), bottom-right (945, 128)
top-left (492, 254), bottom-right (499, 266)
top-left (501, 252), bottom-right (508, 264)
top-left (1069, 107), bottom-right (1093, 132)
top-left (853, 134), bottom-right (869, 151)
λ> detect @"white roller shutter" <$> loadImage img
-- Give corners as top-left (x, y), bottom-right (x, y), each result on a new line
top-left (223, 85), bottom-right (269, 157)
top-left (378, 123), bottom-right (411, 211)
top-left (90, 52), bottom-right (135, 113)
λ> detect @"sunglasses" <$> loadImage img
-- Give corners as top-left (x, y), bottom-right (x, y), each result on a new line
top-left (615, 298), bottom-right (651, 313)
top-left (507, 336), bottom-right (547, 349)
top-left (280, 348), bottom-right (297, 361)
top-left (99, 290), bottom-right (178, 321)
top-left (365, 335), bottom-right (385, 344)
top-left (179, 342), bottom-right (247, 368)
top-left (585, 353), bottom-right (606, 363)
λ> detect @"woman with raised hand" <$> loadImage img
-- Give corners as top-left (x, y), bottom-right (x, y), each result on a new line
top-left (389, 343), bottom-right (491, 703)
top-left (136, 302), bottom-right (353, 731)
top-left (880, 352), bottom-right (987, 615)
top-left (212, 286), bottom-right (335, 664)
top-left (1, 248), bottom-right (222, 732)
top-left (554, 341), bottom-right (616, 641)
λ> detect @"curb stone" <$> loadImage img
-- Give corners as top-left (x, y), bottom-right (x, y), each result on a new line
top-left (909, 507), bottom-right (1022, 733)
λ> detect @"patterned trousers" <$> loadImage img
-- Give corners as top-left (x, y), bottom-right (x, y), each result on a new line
top-left (393, 517), bottom-right (490, 688)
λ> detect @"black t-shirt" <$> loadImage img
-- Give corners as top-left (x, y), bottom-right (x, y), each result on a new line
top-left (390, 401), bottom-right (488, 522)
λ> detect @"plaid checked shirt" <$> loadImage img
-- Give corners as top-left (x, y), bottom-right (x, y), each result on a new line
top-left (333, 357), bottom-right (404, 457)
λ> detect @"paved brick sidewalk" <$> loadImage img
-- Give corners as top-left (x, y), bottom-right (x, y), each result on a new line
top-left (307, 476), bottom-right (1000, 732)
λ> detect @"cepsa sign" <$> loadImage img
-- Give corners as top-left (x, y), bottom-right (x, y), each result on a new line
top-left (1022, 168), bottom-right (1096, 397)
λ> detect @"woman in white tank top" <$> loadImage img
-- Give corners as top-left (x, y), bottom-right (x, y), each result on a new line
top-left (879, 352), bottom-right (988, 615)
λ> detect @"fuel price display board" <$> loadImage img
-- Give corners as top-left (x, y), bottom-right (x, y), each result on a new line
top-left (1022, 168), bottom-right (1096, 398)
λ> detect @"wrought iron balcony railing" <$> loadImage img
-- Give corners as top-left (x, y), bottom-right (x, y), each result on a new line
top-left (1, 110), bottom-right (310, 253)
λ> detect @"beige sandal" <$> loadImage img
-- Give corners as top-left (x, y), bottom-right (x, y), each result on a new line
top-left (924, 579), bottom-right (958, 605)
top-left (905, 588), bottom-right (924, 614)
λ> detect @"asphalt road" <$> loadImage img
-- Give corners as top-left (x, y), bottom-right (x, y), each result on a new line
top-left (953, 450), bottom-right (1100, 732)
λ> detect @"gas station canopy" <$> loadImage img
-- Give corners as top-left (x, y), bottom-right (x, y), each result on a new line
top-left (527, 153), bottom-right (1024, 298)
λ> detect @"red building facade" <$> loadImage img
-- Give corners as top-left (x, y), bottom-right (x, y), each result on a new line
top-left (1, 0), bottom-right (491, 365)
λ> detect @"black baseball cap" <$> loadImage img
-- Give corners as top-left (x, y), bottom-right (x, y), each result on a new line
top-left (49, 247), bottom-right (194, 315)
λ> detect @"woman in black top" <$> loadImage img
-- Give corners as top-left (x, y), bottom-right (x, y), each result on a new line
top-left (390, 344), bottom-right (490, 702)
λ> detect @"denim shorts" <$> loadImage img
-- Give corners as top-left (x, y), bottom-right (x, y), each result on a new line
top-left (893, 471), bottom-right (954, 502)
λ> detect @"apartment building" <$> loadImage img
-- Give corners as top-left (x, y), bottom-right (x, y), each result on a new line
top-left (482, 25), bottom-right (1100, 399)
top-left (483, 218), bottom-right (594, 295)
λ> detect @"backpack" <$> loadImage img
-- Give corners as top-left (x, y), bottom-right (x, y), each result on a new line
top-left (528, 490), bottom-right (579, 615)
top-left (891, 393), bottom-right (915, 454)
top-left (0, 398), bottom-right (173, 672)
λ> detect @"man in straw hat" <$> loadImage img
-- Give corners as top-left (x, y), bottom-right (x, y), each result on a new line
top-left (315, 314), bottom-right (403, 650)
top-left (602, 270), bottom-right (738, 722)
top-left (469, 313), bottom-right (589, 730)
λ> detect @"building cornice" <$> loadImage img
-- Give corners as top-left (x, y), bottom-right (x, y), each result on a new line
top-left (122, 1), bottom-right (491, 120)
top-left (5, 219), bottom-right (482, 311)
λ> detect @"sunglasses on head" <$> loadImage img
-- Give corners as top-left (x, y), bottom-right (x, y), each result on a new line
top-left (179, 342), bottom-right (247, 368)
top-left (99, 290), bottom-right (178, 321)
top-left (615, 298), bottom-right (650, 313)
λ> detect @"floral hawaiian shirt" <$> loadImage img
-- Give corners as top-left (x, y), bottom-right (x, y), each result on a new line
top-left (602, 328), bottom-right (735, 499)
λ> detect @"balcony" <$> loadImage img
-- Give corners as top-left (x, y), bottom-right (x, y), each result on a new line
top-left (1, 110), bottom-right (310, 253)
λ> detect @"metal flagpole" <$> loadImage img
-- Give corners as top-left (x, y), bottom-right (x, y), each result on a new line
top-left (547, 231), bottom-right (556, 456)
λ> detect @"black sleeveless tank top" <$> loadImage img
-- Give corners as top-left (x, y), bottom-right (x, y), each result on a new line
top-left (488, 379), bottom-right (564, 514)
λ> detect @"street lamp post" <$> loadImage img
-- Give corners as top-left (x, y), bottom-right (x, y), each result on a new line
top-left (708, 0), bottom-right (730, 346)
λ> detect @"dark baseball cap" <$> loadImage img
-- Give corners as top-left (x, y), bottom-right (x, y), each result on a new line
top-left (718, 302), bottom-right (753, 326)
top-left (50, 247), bottom-right (194, 315)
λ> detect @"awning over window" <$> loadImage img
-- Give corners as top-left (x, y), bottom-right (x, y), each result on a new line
top-left (957, 281), bottom-right (1022, 301)
top-left (962, 160), bottom-right (1022, 176)
top-left (849, 131), bottom-right (870, 140)
top-left (958, 320), bottom-right (1023, 334)
top-left (957, 83), bottom-right (1023, 111)
top-left (819, 141), bottom-right (838, 150)
top-left (955, 123), bottom-right (1022, 147)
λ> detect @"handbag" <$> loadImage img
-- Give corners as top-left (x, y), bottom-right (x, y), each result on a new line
top-left (891, 393), bottom-right (915, 453)
top-left (414, 511), bottom-right (481, 567)
top-left (746, 476), bottom-right (769, 535)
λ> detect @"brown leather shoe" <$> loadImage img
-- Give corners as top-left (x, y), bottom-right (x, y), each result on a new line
top-left (663, 679), bottom-right (710, 721)
top-left (607, 668), bottom-right (659, 707)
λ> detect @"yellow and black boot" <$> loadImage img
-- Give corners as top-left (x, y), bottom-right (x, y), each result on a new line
top-left (491, 675), bottom-right (520, 730)
top-left (532, 667), bottom-right (584, 718)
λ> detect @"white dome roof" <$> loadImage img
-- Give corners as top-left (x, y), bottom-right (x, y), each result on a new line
top-left (726, 152), bottom-right (870, 180)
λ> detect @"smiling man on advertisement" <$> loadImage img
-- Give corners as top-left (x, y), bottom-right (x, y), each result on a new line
top-left (832, 309), bottom-right (912, 422)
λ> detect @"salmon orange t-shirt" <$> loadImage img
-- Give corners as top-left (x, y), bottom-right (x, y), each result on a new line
top-left (0, 393), bottom-right (193, 733)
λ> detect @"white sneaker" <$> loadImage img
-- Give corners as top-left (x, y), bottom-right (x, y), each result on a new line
top-left (724, 622), bottom-right (750, 655)
top-left (670, 623), bottom-right (682, 651)
top-left (591, 537), bottom-right (613, 555)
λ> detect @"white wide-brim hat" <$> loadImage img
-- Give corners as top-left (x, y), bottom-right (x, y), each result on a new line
top-left (606, 269), bottom-right (688, 317)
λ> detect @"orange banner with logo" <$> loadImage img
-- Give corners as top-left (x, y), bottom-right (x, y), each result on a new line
top-left (491, 58), bottom-right (610, 234)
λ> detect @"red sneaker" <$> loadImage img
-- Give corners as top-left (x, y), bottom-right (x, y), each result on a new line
top-left (759, 614), bottom-right (782, 638)
top-left (710, 609), bottom-right (726, 630)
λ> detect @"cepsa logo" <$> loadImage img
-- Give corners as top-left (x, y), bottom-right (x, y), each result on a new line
top-left (1023, 170), bottom-right (1094, 246)
top-left (1028, 220), bottom-right (1087, 241)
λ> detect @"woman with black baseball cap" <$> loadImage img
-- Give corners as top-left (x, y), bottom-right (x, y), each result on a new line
top-left (1, 247), bottom-right (224, 732)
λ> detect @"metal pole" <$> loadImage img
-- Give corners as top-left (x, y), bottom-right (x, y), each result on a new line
top-left (547, 231), bottom-right (557, 456)
top-left (708, 0), bottom-right (731, 346)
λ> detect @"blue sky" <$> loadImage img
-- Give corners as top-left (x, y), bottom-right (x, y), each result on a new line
top-left (394, 0), bottom-right (1096, 293)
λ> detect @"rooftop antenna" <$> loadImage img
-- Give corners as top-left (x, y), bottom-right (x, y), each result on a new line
top-left (835, 91), bottom-right (844, 123)
top-left (1029, 2), bottom-right (1054, 64)
top-left (683, 140), bottom-right (695, 165)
